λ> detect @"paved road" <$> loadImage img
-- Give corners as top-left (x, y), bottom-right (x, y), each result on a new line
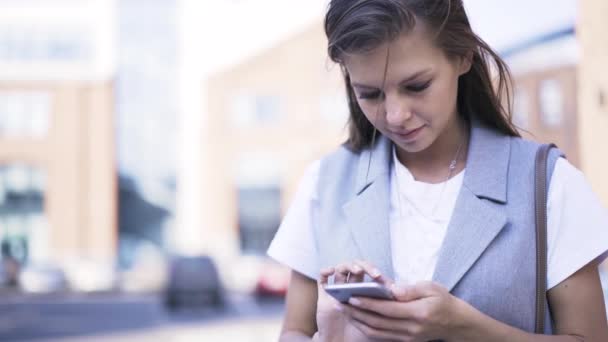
top-left (0, 292), bottom-right (285, 342)
top-left (3, 269), bottom-right (607, 342)
top-left (46, 317), bottom-right (283, 342)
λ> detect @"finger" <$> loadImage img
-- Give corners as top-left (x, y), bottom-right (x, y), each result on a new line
top-left (318, 267), bottom-right (335, 298)
top-left (334, 263), bottom-right (364, 283)
top-left (318, 268), bottom-right (339, 303)
top-left (347, 296), bottom-right (421, 320)
top-left (319, 267), bottom-right (335, 286)
top-left (353, 260), bottom-right (393, 286)
top-left (341, 303), bottom-right (407, 332)
top-left (391, 281), bottom-right (442, 302)
top-left (333, 263), bottom-right (350, 283)
top-left (349, 263), bottom-right (365, 283)
top-left (349, 318), bottom-right (410, 341)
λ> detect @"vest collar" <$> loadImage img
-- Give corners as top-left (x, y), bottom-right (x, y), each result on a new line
top-left (354, 120), bottom-right (511, 203)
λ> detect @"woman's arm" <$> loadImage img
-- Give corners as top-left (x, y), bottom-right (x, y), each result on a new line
top-left (336, 259), bottom-right (608, 341)
top-left (279, 265), bottom-right (382, 342)
top-left (458, 259), bottom-right (608, 342)
top-left (279, 270), bottom-right (319, 341)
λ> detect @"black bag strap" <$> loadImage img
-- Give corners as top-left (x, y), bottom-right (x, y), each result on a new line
top-left (534, 143), bottom-right (557, 334)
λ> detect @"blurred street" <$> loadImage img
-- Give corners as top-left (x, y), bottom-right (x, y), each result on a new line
top-left (1, 0), bottom-right (607, 341)
top-left (0, 292), bottom-right (284, 342)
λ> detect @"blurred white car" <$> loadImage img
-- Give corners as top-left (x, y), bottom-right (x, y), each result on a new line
top-left (63, 259), bottom-right (118, 293)
top-left (18, 263), bottom-right (68, 293)
top-left (120, 242), bottom-right (168, 293)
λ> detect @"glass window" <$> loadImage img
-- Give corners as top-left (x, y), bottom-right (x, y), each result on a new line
top-left (0, 164), bottom-right (46, 264)
top-left (237, 185), bottom-right (281, 254)
top-left (234, 155), bottom-right (281, 254)
top-left (539, 79), bottom-right (563, 128)
top-left (231, 94), bottom-right (255, 127)
top-left (513, 87), bottom-right (529, 130)
top-left (0, 91), bottom-right (51, 139)
top-left (255, 95), bottom-right (280, 124)
top-left (231, 93), bottom-right (281, 126)
top-left (0, 27), bottom-right (91, 63)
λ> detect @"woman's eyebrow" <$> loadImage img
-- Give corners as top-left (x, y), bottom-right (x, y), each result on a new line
top-left (351, 68), bottom-right (432, 90)
top-left (351, 83), bottom-right (379, 90)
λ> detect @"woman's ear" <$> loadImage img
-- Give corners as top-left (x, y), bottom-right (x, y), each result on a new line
top-left (458, 52), bottom-right (473, 76)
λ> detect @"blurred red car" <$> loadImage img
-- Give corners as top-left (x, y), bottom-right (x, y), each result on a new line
top-left (255, 259), bottom-right (290, 297)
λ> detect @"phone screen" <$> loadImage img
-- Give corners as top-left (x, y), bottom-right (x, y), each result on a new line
top-left (324, 282), bottom-right (394, 303)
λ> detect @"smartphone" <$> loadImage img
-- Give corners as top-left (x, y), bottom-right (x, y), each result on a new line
top-left (324, 282), bottom-right (394, 303)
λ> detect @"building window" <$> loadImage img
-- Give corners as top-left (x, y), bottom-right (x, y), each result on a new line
top-left (0, 91), bottom-right (51, 139)
top-left (539, 79), bottom-right (564, 128)
top-left (512, 87), bottom-right (530, 130)
top-left (231, 94), bottom-right (281, 126)
top-left (320, 94), bottom-right (349, 126)
top-left (237, 185), bottom-right (281, 254)
top-left (234, 155), bottom-right (282, 254)
top-left (0, 27), bottom-right (91, 63)
top-left (0, 164), bottom-right (47, 265)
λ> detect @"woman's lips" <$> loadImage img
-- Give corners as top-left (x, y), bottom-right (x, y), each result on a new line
top-left (392, 126), bottom-right (425, 141)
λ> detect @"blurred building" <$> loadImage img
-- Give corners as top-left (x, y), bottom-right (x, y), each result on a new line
top-left (578, 0), bottom-right (608, 207)
top-left (185, 1), bottom-right (608, 289)
top-left (505, 28), bottom-right (580, 166)
top-left (202, 23), bottom-right (347, 263)
top-left (116, 0), bottom-right (177, 257)
top-left (0, 1), bottom-right (117, 267)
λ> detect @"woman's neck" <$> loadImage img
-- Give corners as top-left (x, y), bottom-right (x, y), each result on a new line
top-left (396, 117), bottom-right (469, 184)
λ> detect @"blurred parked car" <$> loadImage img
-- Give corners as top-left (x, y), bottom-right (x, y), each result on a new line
top-left (63, 259), bottom-right (118, 293)
top-left (255, 259), bottom-right (290, 298)
top-left (18, 263), bottom-right (68, 294)
top-left (120, 241), bottom-right (168, 293)
top-left (164, 255), bottom-right (224, 310)
top-left (0, 263), bottom-right (9, 288)
top-left (0, 257), bottom-right (20, 288)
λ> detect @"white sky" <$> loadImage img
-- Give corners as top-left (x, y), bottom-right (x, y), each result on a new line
top-left (190, 0), bottom-right (576, 75)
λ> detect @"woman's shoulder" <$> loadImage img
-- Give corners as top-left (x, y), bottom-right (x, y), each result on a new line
top-left (509, 135), bottom-right (548, 151)
top-left (508, 135), bottom-right (565, 162)
top-left (295, 144), bottom-right (360, 197)
top-left (320, 142), bottom-right (361, 163)
top-left (313, 142), bottom-right (372, 200)
top-left (318, 142), bottom-right (363, 177)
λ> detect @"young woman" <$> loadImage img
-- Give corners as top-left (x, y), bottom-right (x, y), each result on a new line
top-left (268, 1), bottom-right (608, 341)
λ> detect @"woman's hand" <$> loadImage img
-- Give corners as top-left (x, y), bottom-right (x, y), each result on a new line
top-left (337, 281), bottom-right (471, 342)
top-left (316, 261), bottom-right (394, 342)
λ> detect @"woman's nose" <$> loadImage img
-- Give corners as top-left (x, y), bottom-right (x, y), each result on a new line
top-left (384, 95), bottom-right (412, 125)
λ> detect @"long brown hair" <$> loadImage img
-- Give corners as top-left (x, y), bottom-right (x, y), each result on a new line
top-left (324, 0), bottom-right (520, 151)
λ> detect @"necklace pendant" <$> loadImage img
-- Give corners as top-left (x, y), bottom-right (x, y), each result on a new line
top-left (449, 160), bottom-right (457, 170)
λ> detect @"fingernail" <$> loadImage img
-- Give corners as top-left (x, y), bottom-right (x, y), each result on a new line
top-left (348, 298), bottom-right (361, 306)
top-left (371, 269), bottom-right (381, 277)
top-left (334, 303), bottom-right (343, 312)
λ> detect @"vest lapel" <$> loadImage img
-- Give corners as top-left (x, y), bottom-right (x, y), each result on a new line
top-left (342, 136), bottom-right (395, 280)
top-left (432, 122), bottom-right (511, 291)
top-left (432, 186), bottom-right (507, 291)
top-left (339, 123), bottom-right (511, 287)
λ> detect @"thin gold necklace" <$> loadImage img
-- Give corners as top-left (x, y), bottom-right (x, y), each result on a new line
top-left (394, 134), bottom-right (465, 222)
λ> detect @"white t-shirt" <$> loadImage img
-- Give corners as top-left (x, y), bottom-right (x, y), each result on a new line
top-left (268, 150), bottom-right (608, 290)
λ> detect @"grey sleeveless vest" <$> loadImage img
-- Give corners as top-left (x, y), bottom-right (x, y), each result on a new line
top-left (314, 121), bottom-right (562, 334)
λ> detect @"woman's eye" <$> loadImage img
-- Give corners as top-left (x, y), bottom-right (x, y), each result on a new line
top-left (358, 91), bottom-right (382, 100)
top-left (406, 81), bottom-right (431, 93)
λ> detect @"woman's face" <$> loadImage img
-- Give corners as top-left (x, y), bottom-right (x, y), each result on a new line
top-left (343, 24), bottom-right (470, 154)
